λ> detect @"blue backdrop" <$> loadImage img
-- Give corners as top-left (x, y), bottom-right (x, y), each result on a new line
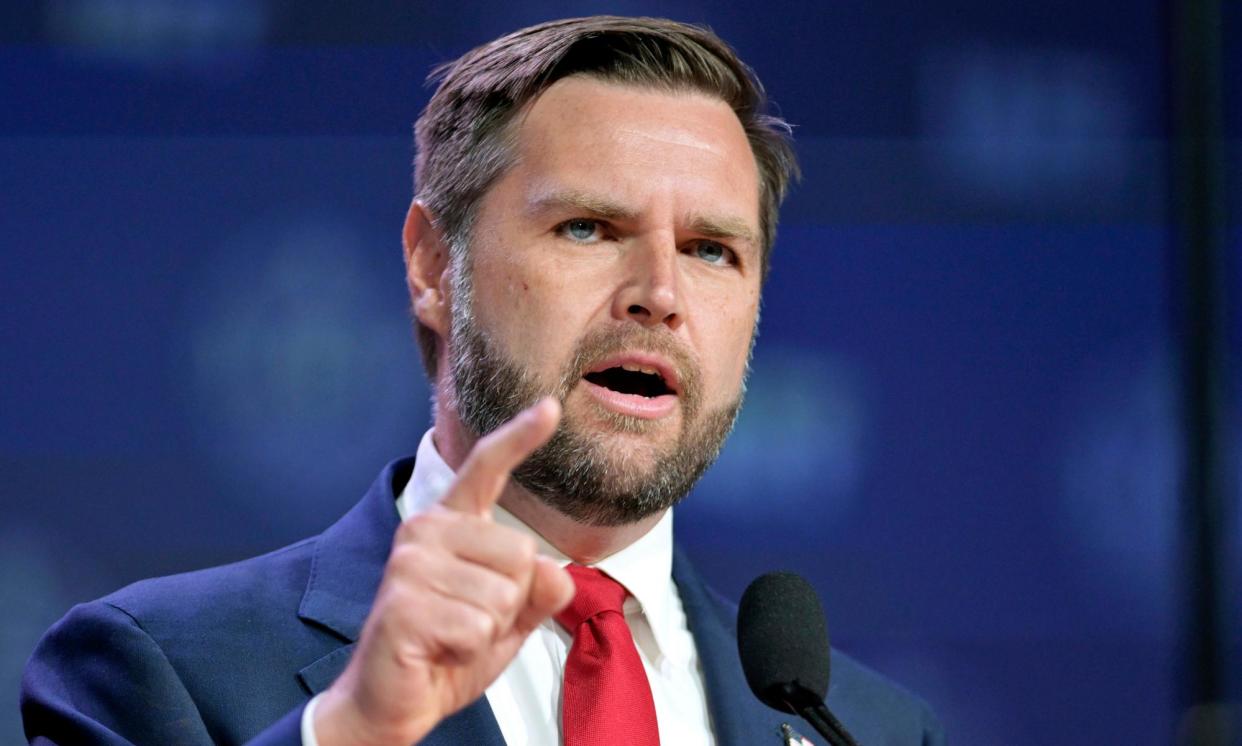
top-left (2, 1), bottom-right (1239, 744)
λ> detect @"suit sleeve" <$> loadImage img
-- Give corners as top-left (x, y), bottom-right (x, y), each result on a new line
top-left (21, 601), bottom-right (306, 746)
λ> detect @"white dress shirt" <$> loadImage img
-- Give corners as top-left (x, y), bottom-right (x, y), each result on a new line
top-left (303, 430), bottom-right (716, 745)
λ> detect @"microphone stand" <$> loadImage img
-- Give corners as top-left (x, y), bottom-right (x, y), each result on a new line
top-left (779, 684), bottom-right (861, 746)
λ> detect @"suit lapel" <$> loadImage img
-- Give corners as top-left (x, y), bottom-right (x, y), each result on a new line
top-left (297, 644), bottom-right (356, 695)
top-left (296, 459), bottom-right (410, 643)
top-left (673, 547), bottom-right (791, 745)
top-left (294, 457), bottom-right (506, 746)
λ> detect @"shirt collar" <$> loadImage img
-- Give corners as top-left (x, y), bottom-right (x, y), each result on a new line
top-left (396, 429), bottom-right (678, 663)
top-left (395, 429), bottom-right (457, 520)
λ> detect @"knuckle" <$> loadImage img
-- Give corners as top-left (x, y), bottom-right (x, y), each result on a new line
top-left (494, 580), bottom-right (522, 614)
top-left (387, 542), bottom-right (427, 571)
top-left (395, 515), bottom-right (427, 543)
top-left (449, 608), bottom-right (494, 649)
top-left (470, 610), bottom-right (497, 641)
top-left (421, 508), bottom-right (452, 528)
top-left (369, 587), bottom-right (415, 634)
top-left (514, 535), bottom-right (538, 564)
top-left (393, 643), bottom-right (427, 671)
top-left (398, 510), bottom-right (454, 542)
top-left (474, 608), bottom-right (499, 635)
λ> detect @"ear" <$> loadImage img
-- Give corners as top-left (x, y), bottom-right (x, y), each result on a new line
top-left (403, 200), bottom-right (451, 339)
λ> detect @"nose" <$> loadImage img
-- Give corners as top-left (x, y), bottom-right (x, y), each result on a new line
top-left (612, 236), bottom-right (684, 330)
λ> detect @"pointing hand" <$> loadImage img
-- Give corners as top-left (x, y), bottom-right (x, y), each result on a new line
top-left (315, 398), bottom-right (575, 746)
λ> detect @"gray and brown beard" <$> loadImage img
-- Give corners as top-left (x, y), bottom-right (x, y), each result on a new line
top-left (446, 273), bottom-right (747, 527)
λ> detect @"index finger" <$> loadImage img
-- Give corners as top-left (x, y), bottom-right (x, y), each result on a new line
top-left (441, 397), bottom-right (561, 517)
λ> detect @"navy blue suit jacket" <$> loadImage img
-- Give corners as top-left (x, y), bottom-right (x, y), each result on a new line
top-left (22, 457), bottom-right (945, 745)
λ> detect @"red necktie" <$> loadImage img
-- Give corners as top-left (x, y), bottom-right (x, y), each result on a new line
top-left (556, 565), bottom-right (660, 746)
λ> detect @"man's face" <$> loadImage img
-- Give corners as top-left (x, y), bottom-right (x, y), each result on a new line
top-left (447, 76), bottom-right (763, 526)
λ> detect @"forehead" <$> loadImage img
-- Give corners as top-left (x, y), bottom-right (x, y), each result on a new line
top-left (507, 76), bottom-right (761, 222)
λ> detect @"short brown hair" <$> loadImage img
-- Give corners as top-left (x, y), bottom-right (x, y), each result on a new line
top-left (413, 16), bottom-right (798, 375)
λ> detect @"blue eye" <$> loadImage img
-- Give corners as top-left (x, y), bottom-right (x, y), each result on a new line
top-left (562, 219), bottom-right (600, 242)
top-left (694, 241), bottom-right (733, 265)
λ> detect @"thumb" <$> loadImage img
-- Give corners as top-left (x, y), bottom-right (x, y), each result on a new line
top-left (514, 556), bottom-right (575, 635)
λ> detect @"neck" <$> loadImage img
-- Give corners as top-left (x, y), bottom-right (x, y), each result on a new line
top-left (498, 489), bottom-right (663, 565)
top-left (432, 388), bottom-right (662, 565)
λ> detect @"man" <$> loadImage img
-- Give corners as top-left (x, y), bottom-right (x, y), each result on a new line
top-left (22, 16), bottom-right (944, 746)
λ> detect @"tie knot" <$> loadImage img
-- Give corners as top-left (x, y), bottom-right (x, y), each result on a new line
top-left (555, 565), bottom-right (630, 630)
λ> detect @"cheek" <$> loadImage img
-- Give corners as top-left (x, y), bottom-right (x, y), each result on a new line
top-left (477, 268), bottom-right (587, 364)
top-left (700, 298), bottom-right (759, 394)
top-left (724, 326), bottom-right (756, 385)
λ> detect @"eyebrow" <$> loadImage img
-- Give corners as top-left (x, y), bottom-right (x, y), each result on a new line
top-left (528, 188), bottom-right (759, 248)
top-left (527, 189), bottom-right (637, 222)
top-left (687, 214), bottom-right (759, 248)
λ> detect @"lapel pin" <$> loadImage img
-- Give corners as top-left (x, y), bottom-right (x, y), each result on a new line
top-left (781, 722), bottom-right (816, 746)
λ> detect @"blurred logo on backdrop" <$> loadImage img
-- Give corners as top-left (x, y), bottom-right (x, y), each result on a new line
top-left (1059, 337), bottom-right (1242, 631)
top-left (918, 45), bottom-right (1138, 215)
top-left (45, 0), bottom-right (268, 74)
top-left (182, 212), bottom-right (427, 523)
top-left (1057, 341), bottom-right (1184, 635)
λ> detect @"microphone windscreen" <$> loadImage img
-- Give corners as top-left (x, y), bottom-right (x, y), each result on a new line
top-left (736, 571), bottom-right (831, 713)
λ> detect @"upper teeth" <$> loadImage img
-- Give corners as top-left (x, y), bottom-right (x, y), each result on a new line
top-left (621, 363), bottom-right (661, 377)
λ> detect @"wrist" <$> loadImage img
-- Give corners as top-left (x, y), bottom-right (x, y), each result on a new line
top-left (313, 683), bottom-right (438, 746)
top-left (313, 686), bottom-right (390, 746)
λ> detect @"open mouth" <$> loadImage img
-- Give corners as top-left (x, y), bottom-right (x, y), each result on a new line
top-left (579, 354), bottom-right (681, 419)
top-left (583, 365), bottom-right (673, 399)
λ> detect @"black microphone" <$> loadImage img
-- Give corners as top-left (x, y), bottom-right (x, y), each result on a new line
top-left (737, 572), bottom-right (861, 746)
